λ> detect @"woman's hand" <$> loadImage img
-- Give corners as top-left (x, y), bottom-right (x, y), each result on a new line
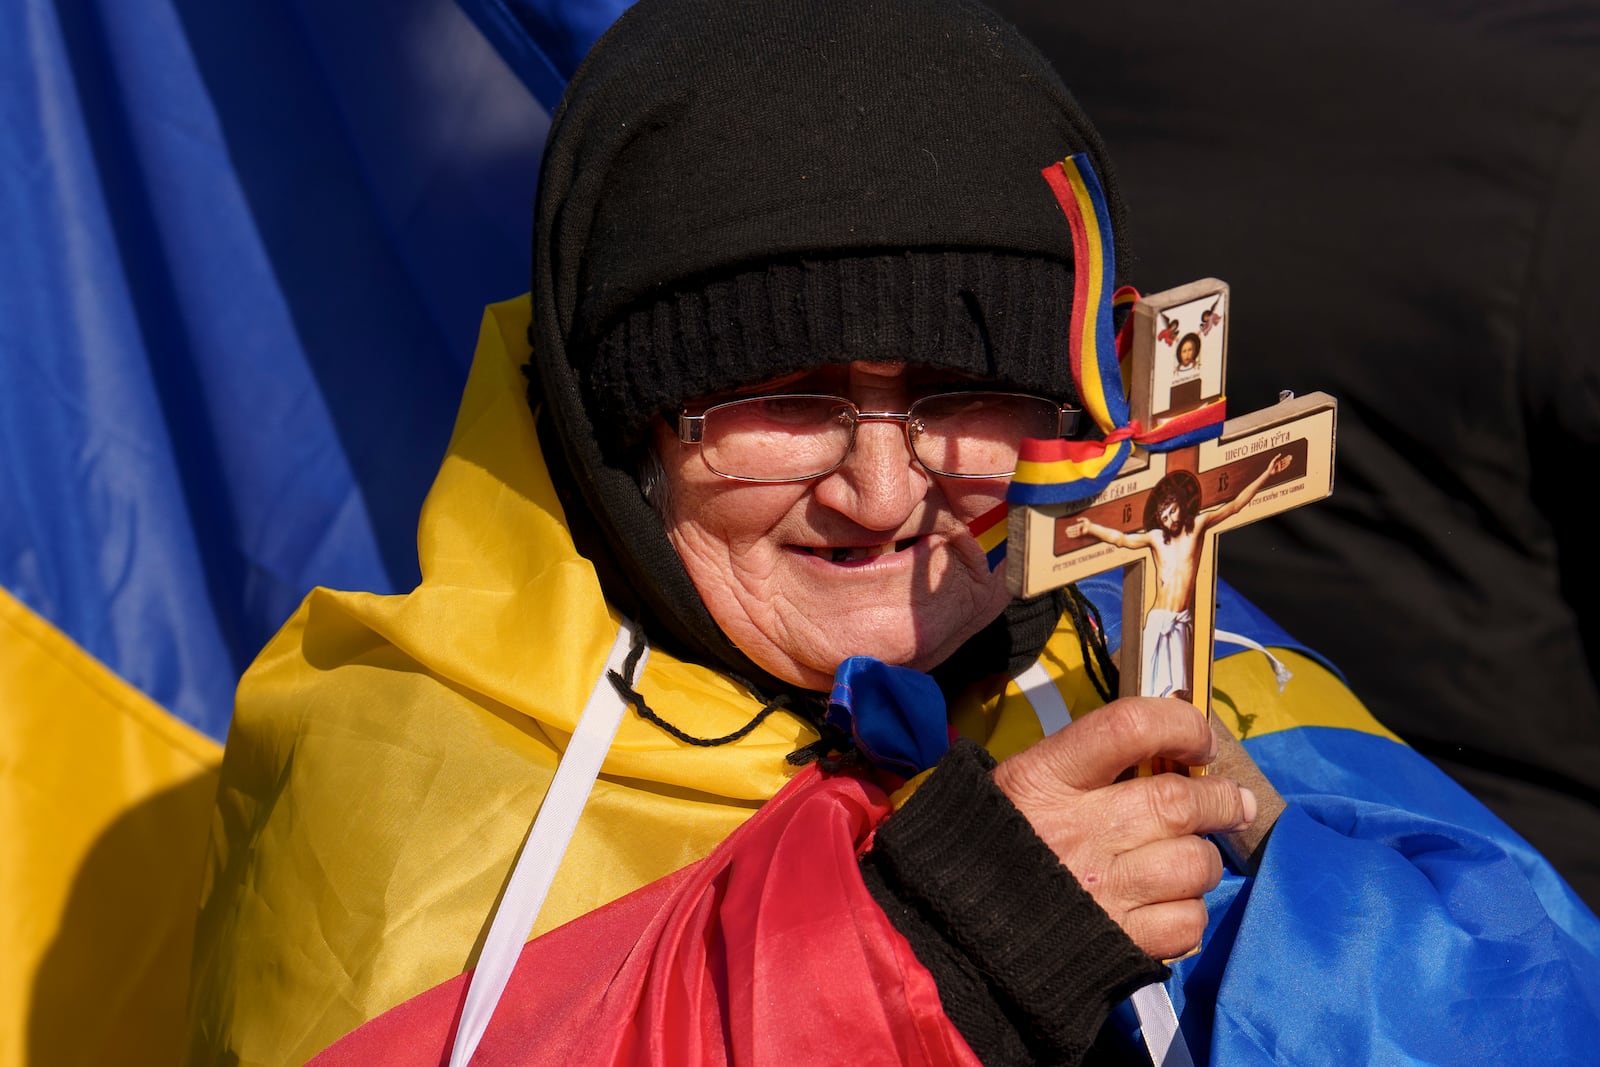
top-left (992, 698), bottom-right (1256, 961)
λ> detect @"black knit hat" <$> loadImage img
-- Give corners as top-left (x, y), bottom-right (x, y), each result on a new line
top-left (553, 0), bottom-right (1126, 452)
top-left (590, 251), bottom-right (1082, 455)
top-left (528, 0), bottom-right (1126, 690)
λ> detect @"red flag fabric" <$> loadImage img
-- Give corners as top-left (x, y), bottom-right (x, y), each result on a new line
top-left (311, 765), bottom-right (979, 1066)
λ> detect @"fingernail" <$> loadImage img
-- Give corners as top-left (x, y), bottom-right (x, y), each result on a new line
top-left (1239, 786), bottom-right (1258, 827)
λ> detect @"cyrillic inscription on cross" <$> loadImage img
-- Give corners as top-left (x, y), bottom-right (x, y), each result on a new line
top-left (1008, 279), bottom-right (1337, 775)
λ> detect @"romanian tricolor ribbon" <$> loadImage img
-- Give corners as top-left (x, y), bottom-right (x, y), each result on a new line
top-left (1046, 154), bottom-right (1128, 437)
top-left (1009, 432), bottom-right (1136, 506)
top-left (978, 154), bottom-right (1227, 568)
top-left (1006, 154), bottom-right (1226, 510)
top-left (968, 501), bottom-right (1009, 571)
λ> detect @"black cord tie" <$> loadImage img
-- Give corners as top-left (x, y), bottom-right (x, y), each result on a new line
top-left (1064, 583), bottom-right (1119, 704)
top-left (784, 719), bottom-right (862, 772)
top-left (606, 627), bottom-right (795, 748)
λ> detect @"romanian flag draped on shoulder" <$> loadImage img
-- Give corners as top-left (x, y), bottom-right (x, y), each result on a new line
top-left (1, 2), bottom-right (626, 1063)
top-left (6, 3), bottom-right (1598, 1067)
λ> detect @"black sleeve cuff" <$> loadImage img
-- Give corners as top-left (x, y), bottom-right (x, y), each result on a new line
top-left (860, 738), bottom-right (1168, 1066)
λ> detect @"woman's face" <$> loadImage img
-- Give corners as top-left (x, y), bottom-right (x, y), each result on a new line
top-left (655, 361), bottom-right (1014, 690)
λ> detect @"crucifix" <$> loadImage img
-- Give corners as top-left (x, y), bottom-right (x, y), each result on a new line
top-left (1007, 279), bottom-right (1337, 776)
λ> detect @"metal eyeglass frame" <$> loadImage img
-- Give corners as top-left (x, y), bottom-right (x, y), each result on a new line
top-left (676, 391), bottom-right (1083, 483)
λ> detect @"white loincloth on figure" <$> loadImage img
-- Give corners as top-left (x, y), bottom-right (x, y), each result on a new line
top-left (1143, 608), bottom-right (1194, 698)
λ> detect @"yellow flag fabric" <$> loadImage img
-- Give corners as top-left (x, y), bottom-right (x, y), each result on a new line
top-left (1, 586), bottom-right (222, 1067)
top-left (185, 296), bottom-right (1394, 1066)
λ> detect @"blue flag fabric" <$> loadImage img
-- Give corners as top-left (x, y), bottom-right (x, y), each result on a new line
top-left (1173, 726), bottom-right (1600, 1063)
top-left (3, 2), bottom-right (629, 1063)
top-left (3, 0), bottom-right (624, 740)
top-left (827, 656), bottom-right (952, 777)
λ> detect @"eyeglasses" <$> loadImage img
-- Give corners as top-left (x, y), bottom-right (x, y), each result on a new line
top-left (677, 391), bottom-right (1081, 483)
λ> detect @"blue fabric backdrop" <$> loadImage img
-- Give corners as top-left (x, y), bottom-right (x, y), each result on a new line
top-left (2, 0), bottom-right (632, 743)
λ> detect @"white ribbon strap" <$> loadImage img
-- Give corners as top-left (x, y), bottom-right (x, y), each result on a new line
top-left (1012, 661), bottom-right (1195, 1067)
top-left (1131, 983), bottom-right (1195, 1067)
top-left (1014, 661), bottom-right (1073, 736)
top-left (1214, 627), bottom-right (1293, 691)
top-left (448, 620), bottom-right (646, 1067)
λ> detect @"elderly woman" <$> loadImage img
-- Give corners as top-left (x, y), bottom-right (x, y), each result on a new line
top-left (185, 0), bottom-right (1600, 1064)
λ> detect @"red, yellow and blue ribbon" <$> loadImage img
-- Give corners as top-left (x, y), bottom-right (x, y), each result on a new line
top-left (968, 502), bottom-right (1009, 571)
top-left (1007, 154), bottom-right (1227, 510)
top-left (978, 154), bottom-right (1227, 569)
top-left (1047, 154), bottom-right (1128, 436)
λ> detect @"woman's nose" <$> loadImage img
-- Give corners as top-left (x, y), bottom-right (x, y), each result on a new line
top-left (811, 418), bottom-right (930, 529)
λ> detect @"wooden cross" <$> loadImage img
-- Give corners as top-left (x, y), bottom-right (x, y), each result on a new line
top-left (1008, 279), bottom-right (1337, 773)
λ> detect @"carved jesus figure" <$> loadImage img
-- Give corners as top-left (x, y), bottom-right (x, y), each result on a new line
top-left (1066, 453), bottom-right (1289, 700)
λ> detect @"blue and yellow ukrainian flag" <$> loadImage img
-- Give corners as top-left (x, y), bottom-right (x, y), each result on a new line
top-left (0, 2), bottom-right (630, 1063)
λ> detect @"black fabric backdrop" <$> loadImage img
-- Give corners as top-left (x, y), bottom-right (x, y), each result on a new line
top-left (991, 0), bottom-right (1600, 907)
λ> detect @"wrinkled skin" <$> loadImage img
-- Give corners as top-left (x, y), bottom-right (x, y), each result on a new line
top-left (658, 360), bottom-right (1265, 960)
top-left (656, 361), bottom-right (1013, 691)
